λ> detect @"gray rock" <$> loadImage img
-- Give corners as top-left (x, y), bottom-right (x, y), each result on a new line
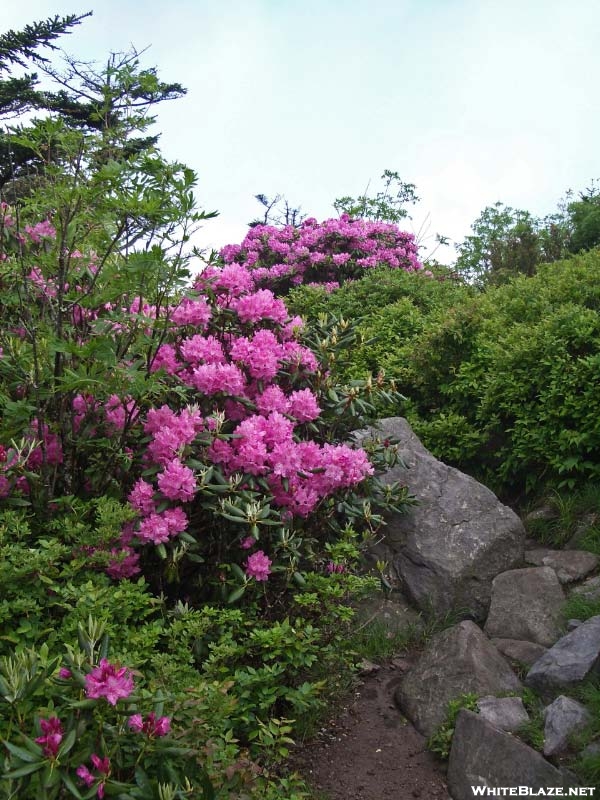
top-left (582, 741), bottom-right (600, 758)
top-left (543, 695), bottom-right (591, 756)
top-left (357, 418), bottom-right (524, 620)
top-left (448, 710), bottom-right (578, 799)
top-left (571, 575), bottom-right (600, 601)
top-left (491, 638), bottom-right (548, 667)
top-left (477, 695), bottom-right (529, 732)
top-left (354, 595), bottom-right (423, 636)
top-left (568, 619), bottom-right (583, 631)
top-left (524, 505), bottom-right (559, 524)
top-left (395, 621), bottom-right (521, 737)
top-left (526, 615), bottom-right (600, 694)
top-left (484, 567), bottom-right (566, 647)
top-left (525, 547), bottom-right (599, 583)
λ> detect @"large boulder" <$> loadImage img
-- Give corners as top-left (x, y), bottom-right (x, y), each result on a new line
top-left (526, 615), bottom-right (600, 694)
top-left (358, 418), bottom-right (524, 620)
top-left (448, 710), bottom-right (578, 799)
top-left (484, 567), bottom-right (566, 647)
top-left (395, 621), bottom-right (521, 737)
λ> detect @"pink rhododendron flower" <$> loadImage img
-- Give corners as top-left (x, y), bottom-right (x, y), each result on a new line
top-left (58, 667), bottom-right (72, 679)
top-left (77, 754), bottom-right (110, 799)
top-left (35, 716), bottom-right (63, 758)
top-left (157, 458), bottom-right (196, 502)
top-left (245, 550), bottom-right (272, 581)
top-left (85, 659), bottom-right (134, 705)
top-left (128, 479), bottom-right (155, 515)
top-left (128, 711), bottom-right (171, 737)
top-left (240, 535), bottom-right (256, 549)
top-left (289, 388), bottom-right (321, 422)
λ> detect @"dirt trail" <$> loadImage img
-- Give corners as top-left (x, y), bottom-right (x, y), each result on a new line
top-left (292, 661), bottom-right (450, 800)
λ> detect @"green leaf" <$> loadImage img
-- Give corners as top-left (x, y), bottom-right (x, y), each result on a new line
top-left (4, 761), bottom-right (44, 778)
top-left (227, 586), bottom-right (246, 604)
top-left (4, 740), bottom-right (42, 762)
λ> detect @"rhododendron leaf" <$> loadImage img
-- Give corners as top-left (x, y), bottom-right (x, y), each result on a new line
top-left (156, 543), bottom-right (167, 559)
top-left (292, 571), bottom-right (306, 587)
top-left (4, 761), bottom-right (45, 778)
top-left (60, 771), bottom-right (84, 798)
top-left (230, 563), bottom-right (246, 581)
top-left (4, 741), bottom-right (41, 762)
top-left (227, 586), bottom-right (246, 604)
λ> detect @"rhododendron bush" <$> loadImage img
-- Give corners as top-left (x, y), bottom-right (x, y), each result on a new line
top-left (220, 214), bottom-right (423, 294)
top-left (0, 200), bottom-right (409, 606)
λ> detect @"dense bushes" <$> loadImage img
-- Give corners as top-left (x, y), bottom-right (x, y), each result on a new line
top-left (290, 252), bottom-right (600, 499)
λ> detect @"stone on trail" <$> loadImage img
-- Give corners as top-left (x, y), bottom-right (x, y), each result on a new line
top-left (526, 615), bottom-right (600, 694)
top-left (484, 567), bottom-right (566, 647)
top-left (525, 547), bottom-right (599, 584)
top-left (476, 695), bottom-right (529, 732)
top-left (543, 695), bottom-right (591, 756)
top-left (447, 710), bottom-right (579, 799)
top-left (357, 417), bottom-right (524, 620)
top-left (571, 575), bottom-right (600, 601)
top-left (395, 621), bottom-right (521, 737)
top-left (490, 638), bottom-right (548, 667)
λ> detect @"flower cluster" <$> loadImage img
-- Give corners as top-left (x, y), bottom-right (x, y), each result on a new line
top-left (77, 754), bottom-right (110, 799)
top-left (128, 711), bottom-right (171, 737)
top-left (85, 659), bottom-right (134, 705)
top-left (220, 214), bottom-right (422, 291)
top-left (35, 716), bottom-right (63, 759)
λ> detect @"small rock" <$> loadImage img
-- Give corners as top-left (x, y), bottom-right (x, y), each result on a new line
top-left (484, 567), bottom-right (565, 647)
top-left (358, 659), bottom-right (380, 676)
top-left (491, 638), bottom-right (548, 667)
top-left (582, 741), bottom-right (600, 758)
top-left (568, 619), bottom-right (582, 631)
top-left (526, 615), bottom-right (600, 694)
top-left (571, 575), bottom-right (600, 601)
top-left (525, 548), bottom-right (598, 583)
top-left (543, 695), bottom-right (591, 756)
top-left (477, 695), bottom-right (529, 732)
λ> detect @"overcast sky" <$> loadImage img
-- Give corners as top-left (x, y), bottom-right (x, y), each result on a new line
top-left (2, 0), bottom-right (599, 262)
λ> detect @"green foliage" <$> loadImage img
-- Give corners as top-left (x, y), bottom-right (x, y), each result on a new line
top-left (426, 694), bottom-right (479, 760)
top-left (333, 169), bottom-right (419, 224)
top-left (307, 250), bottom-right (600, 499)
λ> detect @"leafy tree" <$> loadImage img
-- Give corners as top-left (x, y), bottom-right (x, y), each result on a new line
top-left (0, 14), bottom-right (187, 201)
top-left (333, 169), bottom-right (420, 224)
top-left (568, 180), bottom-right (600, 254)
top-left (455, 202), bottom-right (541, 287)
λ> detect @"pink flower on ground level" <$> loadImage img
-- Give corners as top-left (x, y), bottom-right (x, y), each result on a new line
top-left (326, 561), bottom-right (346, 574)
top-left (245, 550), bottom-right (272, 581)
top-left (35, 716), bottom-right (63, 758)
top-left (85, 659), bottom-right (134, 705)
top-left (77, 754), bottom-right (110, 799)
top-left (58, 667), bottom-right (72, 679)
top-left (128, 711), bottom-right (171, 737)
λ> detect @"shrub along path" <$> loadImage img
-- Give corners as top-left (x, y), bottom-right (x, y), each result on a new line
top-left (292, 661), bottom-right (450, 800)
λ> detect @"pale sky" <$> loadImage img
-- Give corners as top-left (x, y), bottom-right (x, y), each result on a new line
top-left (2, 0), bottom-right (599, 262)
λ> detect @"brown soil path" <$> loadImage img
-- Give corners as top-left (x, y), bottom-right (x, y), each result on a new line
top-left (292, 661), bottom-right (450, 800)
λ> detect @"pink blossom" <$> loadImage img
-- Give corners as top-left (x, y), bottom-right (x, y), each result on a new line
top-left (240, 536), bottom-right (256, 550)
top-left (85, 659), bottom-right (134, 705)
top-left (106, 546), bottom-right (141, 579)
top-left (128, 712), bottom-right (171, 737)
top-left (58, 667), bottom-right (72, 679)
top-left (289, 388), bottom-right (321, 422)
top-left (157, 458), bottom-right (196, 502)
top-left (35, 716), bottom-right (63, 758)
top-left (245, 550), bottom-right (272, 581)
top-left (128, 479), bottom-right (155, 515)
top-left (171, 296), bottom-right (211, 327)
